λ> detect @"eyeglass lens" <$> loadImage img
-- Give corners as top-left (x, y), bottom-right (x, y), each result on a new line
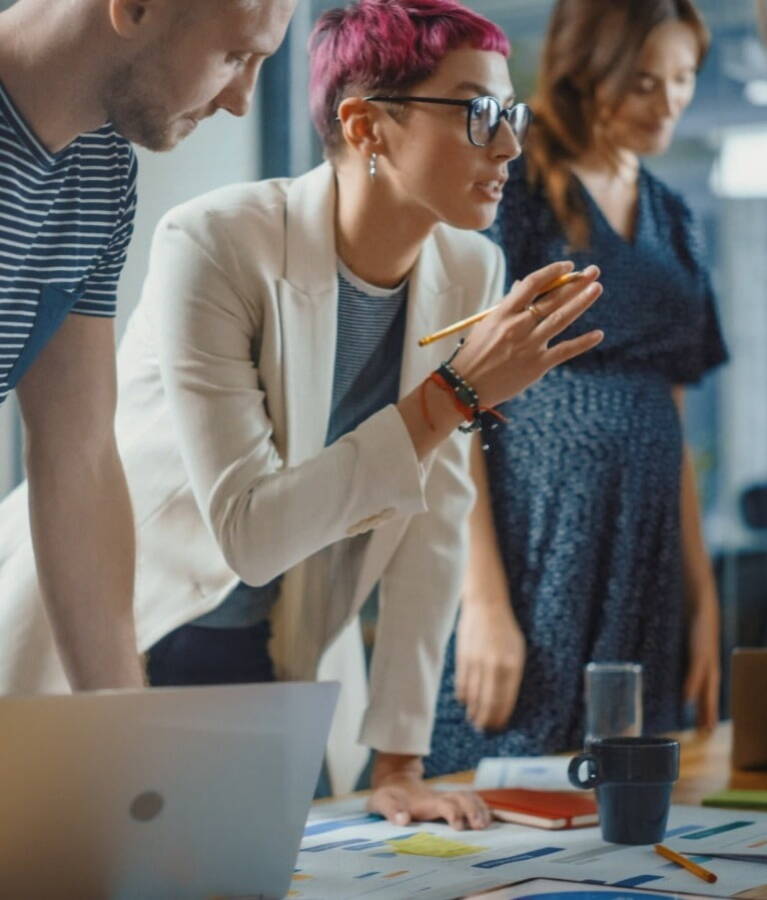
top-left (469, 98), bottom-right (531, 147)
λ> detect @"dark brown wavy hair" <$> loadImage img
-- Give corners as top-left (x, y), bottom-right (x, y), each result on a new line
top-left (526, 0), bottom-right (710, 248)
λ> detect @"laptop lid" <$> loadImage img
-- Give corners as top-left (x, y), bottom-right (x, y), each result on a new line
top-left (0, 681), bottom-right (339, 899)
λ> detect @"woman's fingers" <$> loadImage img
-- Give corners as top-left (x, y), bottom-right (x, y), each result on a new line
top-left (454, 651), bottom-right (468, 703)
top-left (486, 670), bottom-right (518, 732)
top-left (536, 281), bottom-right (603, 342)
top-left (528, 264), bottom-right (601, 320)
top-left (506, 261), bottom-right (575, 314)
top-left (465, 661), bottom-right (483, 726)
top-left (506, 262), bottom-right (601, 317)
top-left (477, 670), bottom-right (506, 731)
top-left (546, 329), bottom-right (605, 367)
top-left (434, 791), bottom-right (491, 831)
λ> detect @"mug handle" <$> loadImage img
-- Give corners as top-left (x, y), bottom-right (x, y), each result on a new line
top-left (568, 752), bottom-right (601, 789)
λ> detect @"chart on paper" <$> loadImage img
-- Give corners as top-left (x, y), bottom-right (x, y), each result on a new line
top-left (288, 803), bottom-right (767, 900)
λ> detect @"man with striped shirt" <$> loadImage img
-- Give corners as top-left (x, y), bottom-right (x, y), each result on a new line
top-left (0, 0), bottom-right (295, 689)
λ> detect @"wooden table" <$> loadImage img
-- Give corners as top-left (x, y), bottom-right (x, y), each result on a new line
top-left (672, 721), bottom-right (767, 803)
top-left (437, 721), bottom-right (767, 803)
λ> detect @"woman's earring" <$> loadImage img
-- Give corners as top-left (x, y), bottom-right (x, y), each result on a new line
top-left (369, 152), bottom-right (378, 180)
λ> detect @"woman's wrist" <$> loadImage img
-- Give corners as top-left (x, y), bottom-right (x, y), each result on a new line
top-left (463, 580), bottom-right (513, 611)
top-left (397, 384), bottom-right (464, 460)
top-left (688, 585), bottom-right (718, 610)
top-left (684, 566), bottom-right (718, 608)
top-left (372, 752), bottom-right (424, 787)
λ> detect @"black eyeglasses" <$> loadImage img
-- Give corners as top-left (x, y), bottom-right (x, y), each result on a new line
top-left (364, 95), bottom-right (532, 148)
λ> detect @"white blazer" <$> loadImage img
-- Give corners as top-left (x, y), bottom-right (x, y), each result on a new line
top-left (0, 163), bottom-right (504, 790)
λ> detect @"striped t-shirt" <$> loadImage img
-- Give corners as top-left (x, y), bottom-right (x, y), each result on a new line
top-left (0, 81), bottom-right (137, 405)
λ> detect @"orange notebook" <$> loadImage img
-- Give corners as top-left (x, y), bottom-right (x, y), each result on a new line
top-left (477, 788), bottom-right (599, 830)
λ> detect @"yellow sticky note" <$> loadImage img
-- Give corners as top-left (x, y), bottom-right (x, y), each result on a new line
top-left (386, 832), bottom-right (485, 858)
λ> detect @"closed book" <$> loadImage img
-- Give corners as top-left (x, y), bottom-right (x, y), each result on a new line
top-left (477, 788), bottom-right (599, 830)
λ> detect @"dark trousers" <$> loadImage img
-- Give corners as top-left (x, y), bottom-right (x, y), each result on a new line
top-left (147, 620), bottom-right (275, 686)
top-left (146, 619), bottom-right (333, 796)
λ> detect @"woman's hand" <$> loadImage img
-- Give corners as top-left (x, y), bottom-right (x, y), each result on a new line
top-left (397, 261), bottom-right (603, 461)
top-left (368, 753), bottom-right (491, 831)
top-left (453, 262), bottom-right (604, 409)
top-left (456, 597), bottom-right (526, 732)
top-left (684, 592), bottom-right (720, 730)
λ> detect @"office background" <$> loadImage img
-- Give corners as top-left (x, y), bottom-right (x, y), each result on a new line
top-left (1, 0), bottom-right (765, 697)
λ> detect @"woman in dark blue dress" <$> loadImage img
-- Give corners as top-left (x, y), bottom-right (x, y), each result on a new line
top-left (427, 0), bottom-right (728, 774)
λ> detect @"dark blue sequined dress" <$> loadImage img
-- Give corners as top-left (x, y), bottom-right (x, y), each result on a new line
top-left (426, 161), bottom-right (727, 776)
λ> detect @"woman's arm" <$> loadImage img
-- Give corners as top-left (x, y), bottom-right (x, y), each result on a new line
top-left (150, 213), bottom-right (430, 587)
top-left (365, 438), bottom-right (524, 826)
top-left (673, 386), bottom-right (720, 729)
top-left (150, 208), bottom-right (603, 588)
top-left (455, 436), bottom-right (526, 732)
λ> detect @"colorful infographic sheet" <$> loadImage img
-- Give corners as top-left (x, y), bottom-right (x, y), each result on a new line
top-left (288, 802), bottom-right (767, 900)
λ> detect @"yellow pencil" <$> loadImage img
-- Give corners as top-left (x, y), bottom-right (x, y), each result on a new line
top-left (418, 270), bottom-right (587, 347)
top-left (654, 843), bottom-right (718, 884)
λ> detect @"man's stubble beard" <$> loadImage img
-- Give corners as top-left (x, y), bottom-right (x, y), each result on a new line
top-left (103, 51), bottom-right (179, 152)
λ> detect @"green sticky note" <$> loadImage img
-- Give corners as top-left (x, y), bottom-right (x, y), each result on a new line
top-left (702, 789), bottom-right (767, 810)
top-left (386, 832), bottom-right (486, 858)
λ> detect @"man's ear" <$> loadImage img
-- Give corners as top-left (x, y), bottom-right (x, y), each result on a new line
top-left (337, 97), bottom-right (386, 158)
top-left (108, 0), bottom-right (159, 38)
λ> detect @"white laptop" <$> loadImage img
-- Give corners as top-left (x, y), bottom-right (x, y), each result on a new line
top-left (0, 681), bottom-right (339, 899)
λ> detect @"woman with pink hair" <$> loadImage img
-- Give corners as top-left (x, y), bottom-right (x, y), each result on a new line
top-left (0, 0), bottom-right (603, 826)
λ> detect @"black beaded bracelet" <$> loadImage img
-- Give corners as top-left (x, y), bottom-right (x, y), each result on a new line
top-left (435, 361), bottom-right (483, 434)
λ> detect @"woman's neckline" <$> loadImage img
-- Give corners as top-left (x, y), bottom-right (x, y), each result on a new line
top-left (569, 165), bottom-right (645, 247)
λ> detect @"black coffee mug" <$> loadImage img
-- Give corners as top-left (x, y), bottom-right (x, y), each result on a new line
top-left (568, 736), bottom-right (680, 844)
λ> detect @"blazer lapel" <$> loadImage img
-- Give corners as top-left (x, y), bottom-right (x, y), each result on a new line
top-left (399, 226), bottom-right (467, 394)
top-left (279, 164), bottom-right (339, 466)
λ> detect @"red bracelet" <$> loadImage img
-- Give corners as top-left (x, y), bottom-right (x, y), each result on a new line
top-left (432, 370), bottom-right (475, 421)
top-left (420, 371), bottom-right (474, 431)
top-left (420, 371), bottom-right (509, 433)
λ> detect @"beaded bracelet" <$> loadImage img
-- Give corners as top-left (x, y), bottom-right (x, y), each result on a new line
top-left (419, 340), bottom-right (508, 436)
top-left (436, 361), bottom-right (483, 433)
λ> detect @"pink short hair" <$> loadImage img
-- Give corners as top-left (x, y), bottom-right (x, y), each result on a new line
top-left (309, 0), bottom-right (510, 157)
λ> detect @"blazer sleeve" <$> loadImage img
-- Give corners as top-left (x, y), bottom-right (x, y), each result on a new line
top-left (147, 208), bottom-right (428, 588)
top-left (360, 241), bottom-right (506, 755)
